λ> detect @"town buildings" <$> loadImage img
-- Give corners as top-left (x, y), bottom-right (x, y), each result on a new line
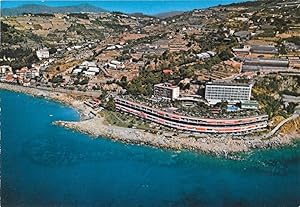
top-left (106, 60), bottom-right (125, 70)
top-left (72, 61), bottom-right (100, 76)
top-left (250, 45), bottom-right (278, 55)
top-left (241, 58), bottom-right (289, 73)
top-left (232, 45), bottom-right (278, 57)
top-left (0, 65), bottom-right (12, 78)
top-left (196, 51), bottom-right (216, 60)
top-left (234, 31), bottom-right (251, 42)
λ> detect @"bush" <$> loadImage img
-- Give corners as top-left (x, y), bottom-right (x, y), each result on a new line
top-left (106, 97), bottom-right (116, 111)
top-left (51, 75), bottom-right (64, 83)
top-left (218, 50), bottom-right (233, 61)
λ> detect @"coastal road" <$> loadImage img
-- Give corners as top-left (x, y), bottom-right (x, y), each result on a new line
top-left (265, 109), bottom-right (300, 138)
top-left (29, 85), bottom-right (101, 97)
top-left (0, 82), bottom-right (101, 97)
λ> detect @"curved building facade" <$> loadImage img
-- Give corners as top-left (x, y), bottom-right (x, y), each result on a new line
top-left (115, 97), bottom-right (268, 134)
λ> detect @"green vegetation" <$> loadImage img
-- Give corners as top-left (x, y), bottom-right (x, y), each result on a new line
top-left (68, 23), bottom-right (86, 34)
top-left (51, 75), bottom-right (64, 83)
top-left (218, 50), bottom-right (234, 61)
top-left (1, 22), bottom-right (42, 44)
top-left (125, 68), bottom-right (164, 96)
top-left (68, 13), bottom-right (89, 19)
top-left (271, 17), bottom-right (291, 34)
top-left (73, 77), bottom-right (90, 85)
top-left (0, 47), bottom-right (39, 71)
top-left (93, 19), bottom-right (130, 33)
top-left (106, 97), bottom-right (116, 111)
top-left (32, 13), bottom-right (55, 17)
top-left (67, 23), bottom-right (104, 39)
top-left (253, 76), bottom-right (299, 118)
top-left (100, 109), bottom-right (155, 132)
top-left (1, 22), bottom-right (25, 44)
top-left (285, 36), bottom-right (300, 45)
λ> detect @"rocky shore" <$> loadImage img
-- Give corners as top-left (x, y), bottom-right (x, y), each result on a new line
top-left (1, 83), bottom-right (299, 157)
top-left (54, 117), bottom-right (300, 157)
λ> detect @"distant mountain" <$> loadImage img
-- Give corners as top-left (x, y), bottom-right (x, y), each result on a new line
top-left (154, 11), bottom-right (185, 19)
top-left (1, 3), bottom-right (108, 16)
top-left (130, 12), bottom-right (156, 18)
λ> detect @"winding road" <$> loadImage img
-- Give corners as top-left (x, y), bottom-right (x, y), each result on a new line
top-left (265, 104), bottom-right (300, 138)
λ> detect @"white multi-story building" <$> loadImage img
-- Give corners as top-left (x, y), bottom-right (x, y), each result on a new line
top-left (36, 48), bottom-right (50, 60)
top-left (205, 82), bottom-right (252, 104)
top-left (0, 65), bottom-right (12, 78)
top-left (154, 83), bottom-right (180, 100)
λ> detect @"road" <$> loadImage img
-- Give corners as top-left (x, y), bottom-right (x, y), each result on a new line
top-left (30, 85), bottom-right (101, 97)
top-left (264, 105), bottom-right (300, 138)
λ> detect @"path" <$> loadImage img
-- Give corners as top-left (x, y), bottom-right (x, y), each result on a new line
top-left (265, 106), bottom-right (300, 138)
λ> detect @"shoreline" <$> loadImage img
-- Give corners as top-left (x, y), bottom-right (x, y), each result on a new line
top-left (1, 82), bottom-right (299, 157)
top-left (0, 83), bottom-right (93, 120)
top-left (54, 117), bottom-right (300, 157)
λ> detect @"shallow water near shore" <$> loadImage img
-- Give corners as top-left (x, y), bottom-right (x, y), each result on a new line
top-left (1, 90), bottom-right (300, 207)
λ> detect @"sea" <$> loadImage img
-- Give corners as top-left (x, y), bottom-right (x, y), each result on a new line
top-left (1, 90), bottom-right (300, 207)
top-left (1, 0), bottom-right (249, 15)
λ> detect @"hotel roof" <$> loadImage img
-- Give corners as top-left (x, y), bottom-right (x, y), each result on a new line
top-left (154, 83), bottom-right (179, 89)
top-left (206, 82), bottom-right (251, 87)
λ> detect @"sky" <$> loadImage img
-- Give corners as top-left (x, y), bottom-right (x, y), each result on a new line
top-left (0, 0), bottom-right (248, 15)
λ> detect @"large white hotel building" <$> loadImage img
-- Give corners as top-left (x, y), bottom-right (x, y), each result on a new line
top-left (205, 82), bottom-right (252, 104)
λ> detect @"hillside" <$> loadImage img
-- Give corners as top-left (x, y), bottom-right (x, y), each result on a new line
top-left (1, 3), bottom-right (107, 16)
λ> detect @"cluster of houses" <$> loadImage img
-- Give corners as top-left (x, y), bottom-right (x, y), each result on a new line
top-left (72, 60), bottom-right (126, 77)
top-left (106, 44), bottom-right (124, 50)
top-left (196, 51), bottom-right (217, 60)
top-left (106, 60), bottom-right (125, 69)
top-left (0, 65), bottom-right (40, 85)
top-left (36, 48), bottom-right (50, 60)
top-left (241, 58), bottom-right (289, 73)
top-left (72, 61), bottom-right (100, 76)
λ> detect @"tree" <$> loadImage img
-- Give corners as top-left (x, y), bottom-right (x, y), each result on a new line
top-left (99, 90), bottom-right (107, 100)
top-left (218, 50), bottom-right (233, 61)
top-left (106, 97), bottom-right (116, 111)
top-left (80, 77), bottom-right (89, 85)
top-left (51, 75), bottom-right (64, 83)
top-left (119, 76), bottom-right (128, 88)
top-left (179, 66), bottom-right (194, 79)
top-left (49, 48), bottom-right (57, 54)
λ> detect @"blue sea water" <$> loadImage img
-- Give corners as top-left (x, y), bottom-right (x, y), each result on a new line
top-left (1, 0), bottom-right (249, 15)
top-left (1, 90), bottom-right (300, 207)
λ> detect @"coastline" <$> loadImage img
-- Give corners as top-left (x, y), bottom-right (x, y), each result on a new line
top-left (0, 83), bottom-right (92, 120)
top-left (1, 82), bottom-right (299, 157)
top-left (55, 117), bottom-right (300, 157)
